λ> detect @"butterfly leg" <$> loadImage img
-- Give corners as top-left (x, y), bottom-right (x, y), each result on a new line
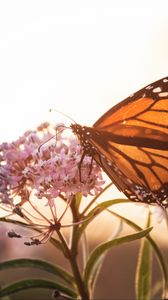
top-left (78, 151), bottom-right (86, 182)
top-left (88, 156), bottom-right (94, 176)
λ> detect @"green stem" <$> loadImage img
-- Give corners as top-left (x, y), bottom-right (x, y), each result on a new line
top-left (69, 198), bottom-right (80, 257)
top-left (56, 229), bottom-right (89, 300)
top-left (70, 253), bottom-right (89, 300)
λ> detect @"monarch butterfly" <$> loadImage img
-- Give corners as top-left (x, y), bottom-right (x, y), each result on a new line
top-left (71, 77), bottom-right (168, 208)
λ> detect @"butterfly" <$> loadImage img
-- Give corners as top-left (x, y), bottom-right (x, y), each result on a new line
top-left (71, 77), bottom-right (168, 208)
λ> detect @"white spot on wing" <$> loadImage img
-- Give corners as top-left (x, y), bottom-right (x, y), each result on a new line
top-left (158, 92), bottom-right (168, 97)
top-left (153, 87), bottom-right (162, 93)
top-left (129, 93), bottom-right (134, 97)
top-left (163, 78), bottom-right (168, 82)
top-left (146, 85), bottom-right (153, 90)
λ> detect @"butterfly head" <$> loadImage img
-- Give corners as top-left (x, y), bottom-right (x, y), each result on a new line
top-left (70, 124), bottom-right (94, 154)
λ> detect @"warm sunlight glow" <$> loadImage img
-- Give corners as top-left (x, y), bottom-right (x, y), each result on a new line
top-left (0, 1), bottom-right (168, 244)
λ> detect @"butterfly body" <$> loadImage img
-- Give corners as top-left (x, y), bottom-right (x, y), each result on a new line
top-left (71, 77), bottom-right (168, 208)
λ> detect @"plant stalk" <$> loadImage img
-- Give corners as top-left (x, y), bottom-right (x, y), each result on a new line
top-left (56, 229), bottom-right (89, 300)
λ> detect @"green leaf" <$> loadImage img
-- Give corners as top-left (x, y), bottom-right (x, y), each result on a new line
top-left (75, 199), bottom-right (130, 246)
top-left (135, 213), bottom-right (152, 300)
top-left (0, 279), bottom-right (77, 299)
top-left (90, 220), bottom-right (123, 294)
top-left (84, 226), bottom-right (152, 288)
top-left (80, 231), bottom-right (89, 268)
top-left (0, 259), bottom-right (74, 287)
top-left (0, 217), bottom-right (28, 227)
top-left (107, 209), bottom-right (168, 299)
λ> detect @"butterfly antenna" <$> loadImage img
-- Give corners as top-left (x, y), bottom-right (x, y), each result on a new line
top-left (49, 108), bottom-right (77, 124)
top-left (38, 123), bottom-right (71, 153)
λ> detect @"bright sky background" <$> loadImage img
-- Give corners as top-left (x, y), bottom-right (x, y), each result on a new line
top-left (0, 0), bottom-right (168, 142)
top-left (0, 0), bottom-right (168, 242)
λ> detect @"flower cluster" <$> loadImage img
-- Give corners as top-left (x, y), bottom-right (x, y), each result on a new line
top-left (0, 122), bottom-right (104, 207)
top-left (0, 122), bottom-right (105, 244)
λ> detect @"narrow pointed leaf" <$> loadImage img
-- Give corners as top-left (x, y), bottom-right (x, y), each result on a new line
top-left (82, 199), bottom-right (130, 230)
top-left (90, 220), bottom-right (123, 293)
top-left (0, 217), bottom-right (28, 227)
top-left (0, 259), bottom-right (74, 286)
top-left (135, 213), bottom-right (152, 300)
top-left (84, 227), bottom-right (152, 287)
top-left (74, 199), bottom-right (130, 246)
top-left (107, 209), bottom-right (168, 298)
top-left (0, 279), bottom-right (77, 298)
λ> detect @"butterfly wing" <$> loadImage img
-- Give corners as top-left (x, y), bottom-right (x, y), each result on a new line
top-left (94, 77), bottom-right (168, 133)
top-left (90, 134), bottom-right (168, 206)
top-left (90, 77), bottom-right (168, 207)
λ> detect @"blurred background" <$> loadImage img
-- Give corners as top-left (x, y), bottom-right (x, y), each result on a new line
top-left (0, 0), bottom-right (168, 299)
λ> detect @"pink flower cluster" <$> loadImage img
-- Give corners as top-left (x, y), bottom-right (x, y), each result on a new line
top-left (0, 122), bottom-right (105, 207)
